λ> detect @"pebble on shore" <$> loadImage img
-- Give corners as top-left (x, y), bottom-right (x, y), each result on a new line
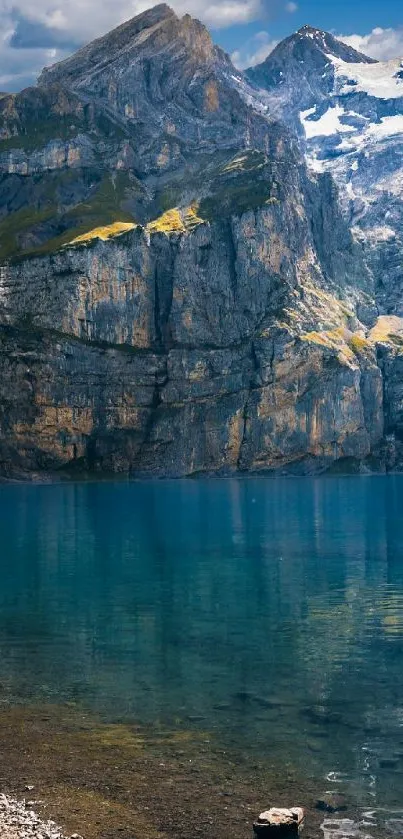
top-left (0, 794), bottom-right (82, 839)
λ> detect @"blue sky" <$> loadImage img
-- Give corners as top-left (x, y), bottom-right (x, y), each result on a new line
top-left (0, 0), bottom-right (402, 90)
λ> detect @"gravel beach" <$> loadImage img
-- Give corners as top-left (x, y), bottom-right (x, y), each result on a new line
top-left (0, 795), bottom-right (81, 839)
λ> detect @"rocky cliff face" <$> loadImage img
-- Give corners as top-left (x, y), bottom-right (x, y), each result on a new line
top-left (0, 8), bottom-right (401, 477)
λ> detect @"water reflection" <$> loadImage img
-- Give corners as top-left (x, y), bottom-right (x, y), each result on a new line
top-left (0, 476), bottom-right (403, 813)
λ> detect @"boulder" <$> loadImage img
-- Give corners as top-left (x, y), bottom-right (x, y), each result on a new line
top-left (253, 807), bottom-right (304, 836)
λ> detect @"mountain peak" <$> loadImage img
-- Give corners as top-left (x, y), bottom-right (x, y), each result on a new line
top-left (298, 24), bottom-right (323, 34)
top-left (38, 4), bottom-right (178, 87)
top-left (38, 4), bottom-right (218, 90)
top-left (246, 23), bottom-right (377, 101)
top-left (248, 24), bottom-right (377, 79)
top-left (294, 25), bottom-right (377, 65)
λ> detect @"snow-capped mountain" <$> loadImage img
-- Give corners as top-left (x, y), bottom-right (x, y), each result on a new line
top-left (247, 27), bottom-right (403, 313)
top-left (246, 25), bottom-right (377, 126)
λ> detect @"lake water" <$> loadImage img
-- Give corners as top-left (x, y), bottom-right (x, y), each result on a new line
top-left (0, 476), bottom-right (403, 834)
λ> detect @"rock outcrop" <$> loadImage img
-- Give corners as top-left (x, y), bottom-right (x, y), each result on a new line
top-left (0, 8), bottom-right (402, 477)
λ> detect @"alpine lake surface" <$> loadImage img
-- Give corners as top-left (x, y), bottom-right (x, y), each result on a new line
top-left (0, 476), bottom-right (403, 839)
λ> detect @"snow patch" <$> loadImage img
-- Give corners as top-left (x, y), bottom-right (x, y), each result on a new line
top-left (329, 55), bottom-right (403, 100)
top-left (300, 106), bottom-right (316, 120)
top-left (346, 181), bottom-right (355, 198)
top-left (301, 105), bottom-right (357, 138)
top-left (360, 226), bottom-right (397, 242)
top-left (306, 155), bottom-right (325, 172)
top-left (331, 114), bottom-right (403, 154)
top-left (303, 113), bottom-right (403, 163)
top-left (365, 114), bottom-right (403, 139)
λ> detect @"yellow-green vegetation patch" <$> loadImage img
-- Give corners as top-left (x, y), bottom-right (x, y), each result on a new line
top-left (146, 207), bottom-right (185, 234)
top-left (300, 327), bottom-right (356, 364)
top-left (146, 205), bottom-right (204, 235)
top-left (150, 150), bottom-right (271, 223)
top-left (349, 334), bottom-right (370, 355)
top-left (67, 221), bottom-right (136, 245)
top-left (369, 315), bottom-right (403, 345)
top-left (150, 149), bottom-right (275, 224)
top-left (295, 278), bottom-right (356, 331)
top-left (40, 173), bottom-right (137, 255)
top-left (83, 722), bottom-right (145, 750)
top-left (301, 327), bottom-right (347, 347)
top-left (1, 172), bottom-right (139, 261)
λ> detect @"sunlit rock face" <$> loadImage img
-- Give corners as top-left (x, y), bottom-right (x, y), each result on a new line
top-left (0, 8), bottom-right (401, 476)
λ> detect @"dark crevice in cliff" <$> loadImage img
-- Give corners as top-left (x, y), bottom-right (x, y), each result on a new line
top-left (376, 344), bottom-right (392, 435)
top-left (154, 242), bottom-right (177, 351)
top-left (3, 319), bottom-right (268, 358)
top-left (224, 219), bottom-right (238, 297)
top-left (250, 341), bottom-right (260, 373)
top-left (0, 322), bottom-right (165, 357)
top-left (130, 363), bottom-right (169, 474)
top-left (153, 267), bottom-right (163, 348)
top-left (237, 401), bottom-right (249, 471)
top-left (249, 338), bottom-right (272, 390)
top-left (236, 339), bottom-right (260, 470)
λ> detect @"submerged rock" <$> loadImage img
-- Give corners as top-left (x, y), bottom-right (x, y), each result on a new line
top-left (316, 794), bottom-right (348, 813)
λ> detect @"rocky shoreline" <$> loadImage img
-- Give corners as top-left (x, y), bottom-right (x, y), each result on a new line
top-left (0, 703), bottom-right (326, 839)
top-left (1, 461), bottom-right (403, 485)
top-left (0, 703), bottom-right (398, 839)
top-left (0, 794), bottom-right (81, 839)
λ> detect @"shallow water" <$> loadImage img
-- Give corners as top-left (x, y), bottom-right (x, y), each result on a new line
top-left (0, 475), bottom-right (403, 829)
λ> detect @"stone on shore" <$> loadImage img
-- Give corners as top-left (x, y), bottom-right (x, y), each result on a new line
top-left (253, 807), bottom-right (304, 836)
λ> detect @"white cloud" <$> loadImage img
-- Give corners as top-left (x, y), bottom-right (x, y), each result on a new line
top-left (0, 13), bottom-right (69, 90)
top-left (0, 0), bottom-right (263, 46)
top-left (285, 2), bottom-right (298, 13)
top-left (232, 30), bottom-right (278, 69)
top-left (338, 26), bottom-right (403, 61)
top-left (192, 0), bottom-right (263, 28)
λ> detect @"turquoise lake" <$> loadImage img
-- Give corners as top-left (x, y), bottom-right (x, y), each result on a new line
top-left (1, 476), bottom-right (403, 831)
